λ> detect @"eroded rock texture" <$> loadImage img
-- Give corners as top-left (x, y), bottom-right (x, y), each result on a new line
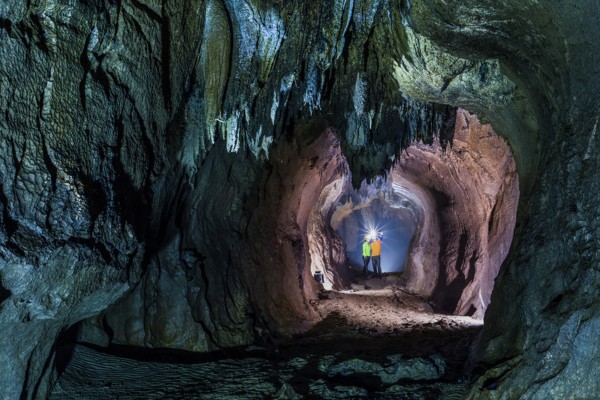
top-left (324, 108), bottom-right (517, 318)
top-left (394, 109), bottom-right (518, 319)
top-left (401, 1), bottom-right (600, 398)
top-left (0, 0), bottom-right (599, 399)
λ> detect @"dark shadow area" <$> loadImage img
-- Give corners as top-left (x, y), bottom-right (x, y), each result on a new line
top-left (50, 301), bottom-right (481, 400)
top-left (57, 341), bottom-right (266, 365)
top-left (0, 285), bottom-right (10, 306)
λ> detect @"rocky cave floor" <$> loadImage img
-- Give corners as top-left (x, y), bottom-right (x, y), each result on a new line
top-left (50, 273), bottom-right (483, 399)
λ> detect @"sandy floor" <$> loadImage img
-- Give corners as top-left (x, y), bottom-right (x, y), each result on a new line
top-left (51, 273), bottom-right (484, 399)
top-left (288, 272), bottom-right (484, 379)
top-left (309, 273), bottom-right (482, 337)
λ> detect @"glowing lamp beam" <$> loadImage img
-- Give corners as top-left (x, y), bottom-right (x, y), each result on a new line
top-left (368, 229), bottom-right (377, 241)
top-left (366, 227), bottom-right (383, 242)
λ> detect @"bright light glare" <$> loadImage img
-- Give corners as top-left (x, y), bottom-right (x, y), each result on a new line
top-left (366, 226), bottom-right (383, 242)
top-left (368, 229), bottom-right (378, 241)
top-left (344, 215), bottom-right (415, 272)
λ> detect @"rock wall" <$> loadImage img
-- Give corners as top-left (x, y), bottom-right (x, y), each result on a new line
top-left (98, 124), bottom-right (350, 350)
top-left (3, 2), bottom-right (452, 397)
top-left (245, 126), bottom-right (351, 336)
top-left (401, 1), bottom-right (600, 398)
top-left (1, 0), bottom-right (599, 399)
top-left (393, 109), bottom-right (518, 318)
top-left (307, 176), bottom-right (352, 290)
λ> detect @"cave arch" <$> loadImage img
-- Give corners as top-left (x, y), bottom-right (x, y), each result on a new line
top-left (2, 0), bottom-right (596, 397)
top-left (306, 109), bottom-right (519, 319)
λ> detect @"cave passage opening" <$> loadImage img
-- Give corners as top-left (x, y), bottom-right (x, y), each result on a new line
top-left (307, 109), bottom-right (519, 321)
top-left (330, 180), bottom-right (419, 274)
top-left (48, 111), bottom-right (519, 399)
top-left (290, 110), bottom-right (520, 396)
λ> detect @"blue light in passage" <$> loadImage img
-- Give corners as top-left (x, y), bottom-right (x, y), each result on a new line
top-left (348, 217), bottom-right (415, 273)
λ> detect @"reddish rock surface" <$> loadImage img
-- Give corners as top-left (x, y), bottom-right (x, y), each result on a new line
top-left (96, 110), bottom-right (516, 353)
top-left (266, 108), bottom-right (518, 324)
top-left (393, 109), bottom-right (519, 318)
top-left (244, 124), bottom-right (351, 337)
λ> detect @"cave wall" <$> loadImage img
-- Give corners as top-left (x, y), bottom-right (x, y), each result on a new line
top-left (246, 125), bottom-right (351, 335)
top-left (1, 0), bottom-right (599, 398)
top-left (307, 176), bottom-right (352, 290)
top-left (0, 1), bottom-right (193, 396)
top-left (5, 0), bottom-right (449, 391)
top-left (393, 109), bottom-right (518, 318)
top-left (400, 1), bottom-right (600, 397)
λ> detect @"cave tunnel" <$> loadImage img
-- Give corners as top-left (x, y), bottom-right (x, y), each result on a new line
top-left (2, 1), bottom-right (600, 399)
top-left (306, 108), bottom-right (518, 320)
top-left (330, 182), bottom-right (419, 274)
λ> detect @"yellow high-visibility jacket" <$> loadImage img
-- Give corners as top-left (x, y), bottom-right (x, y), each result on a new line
top-left (362, 241), bottom-right (371, 257)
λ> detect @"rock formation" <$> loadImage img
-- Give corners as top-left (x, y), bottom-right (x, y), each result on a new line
top-left (0, 0), bottom-right (599, 399)
top-left (321, 108), bottom-right (518, 319)
top-left (394, 109), bottom-right (518, 318)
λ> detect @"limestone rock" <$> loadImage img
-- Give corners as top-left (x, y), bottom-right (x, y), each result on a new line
top-left (394, 109), bottom-right (518, 318)
top-left (1, 0), bottom-right (600, 398)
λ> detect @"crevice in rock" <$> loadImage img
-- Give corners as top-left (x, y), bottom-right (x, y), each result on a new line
top-left (79, 174), bottom-right (108, 224)
top-left (31, 345), bottom-right (57, 400)
top-left (160, 11), bottom-right (172, 112)
top-left (41, 138), bottom-right (58, 194)
top-left (195, 257), bottom-right (221, 349)
top-left (102, 315), bottom-right (114, 343)
top-left (0, 17), bottom-right (12, 35)
top-left (20, 350), bottom-right (35, 400)
top-left (111, 118), bottom-right (151, 240)
top-left (0, 285), bottom-right (10, 306)
top-left (0, 186), bottom-right (18, 238)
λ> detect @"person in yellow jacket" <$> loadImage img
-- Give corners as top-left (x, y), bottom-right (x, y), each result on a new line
top-left (370, 234), bottom-right (382, 278)
top-left (362, 236), bottom-right (371, 277)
